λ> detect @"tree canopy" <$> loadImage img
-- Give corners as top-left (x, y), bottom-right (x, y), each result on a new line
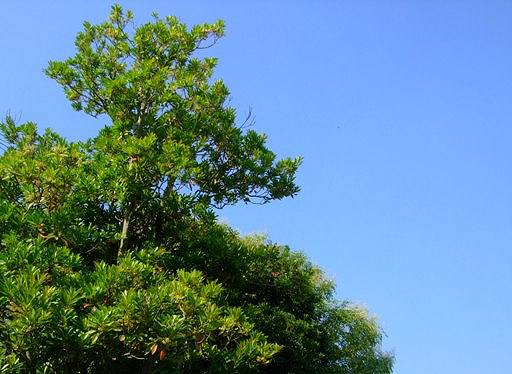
top-left (0, 5), bottom-right (393, 373)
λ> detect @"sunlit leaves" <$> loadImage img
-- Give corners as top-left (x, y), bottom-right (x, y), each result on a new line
top-left (46, 3), bottom-right (300, 214)
top-left (0, 4), bottom-right (392, 373)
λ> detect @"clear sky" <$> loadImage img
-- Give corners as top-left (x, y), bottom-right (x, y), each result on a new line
top-left (1, 1), bottom-right (511, 373)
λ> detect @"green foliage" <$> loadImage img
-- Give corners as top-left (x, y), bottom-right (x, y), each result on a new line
top-left (0, 237), bottom-right (279, 372)
top-left (166, 223), bottom-right (393, 373)
top-left (0, 5), bottom-right (393, 373)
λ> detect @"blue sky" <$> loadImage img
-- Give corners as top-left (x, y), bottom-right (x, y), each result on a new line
top-left (1, 1), bottom-right (511, 373)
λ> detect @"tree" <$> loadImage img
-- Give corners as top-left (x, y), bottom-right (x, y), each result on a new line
top-left (0, 5), bottom-right (393, 373)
